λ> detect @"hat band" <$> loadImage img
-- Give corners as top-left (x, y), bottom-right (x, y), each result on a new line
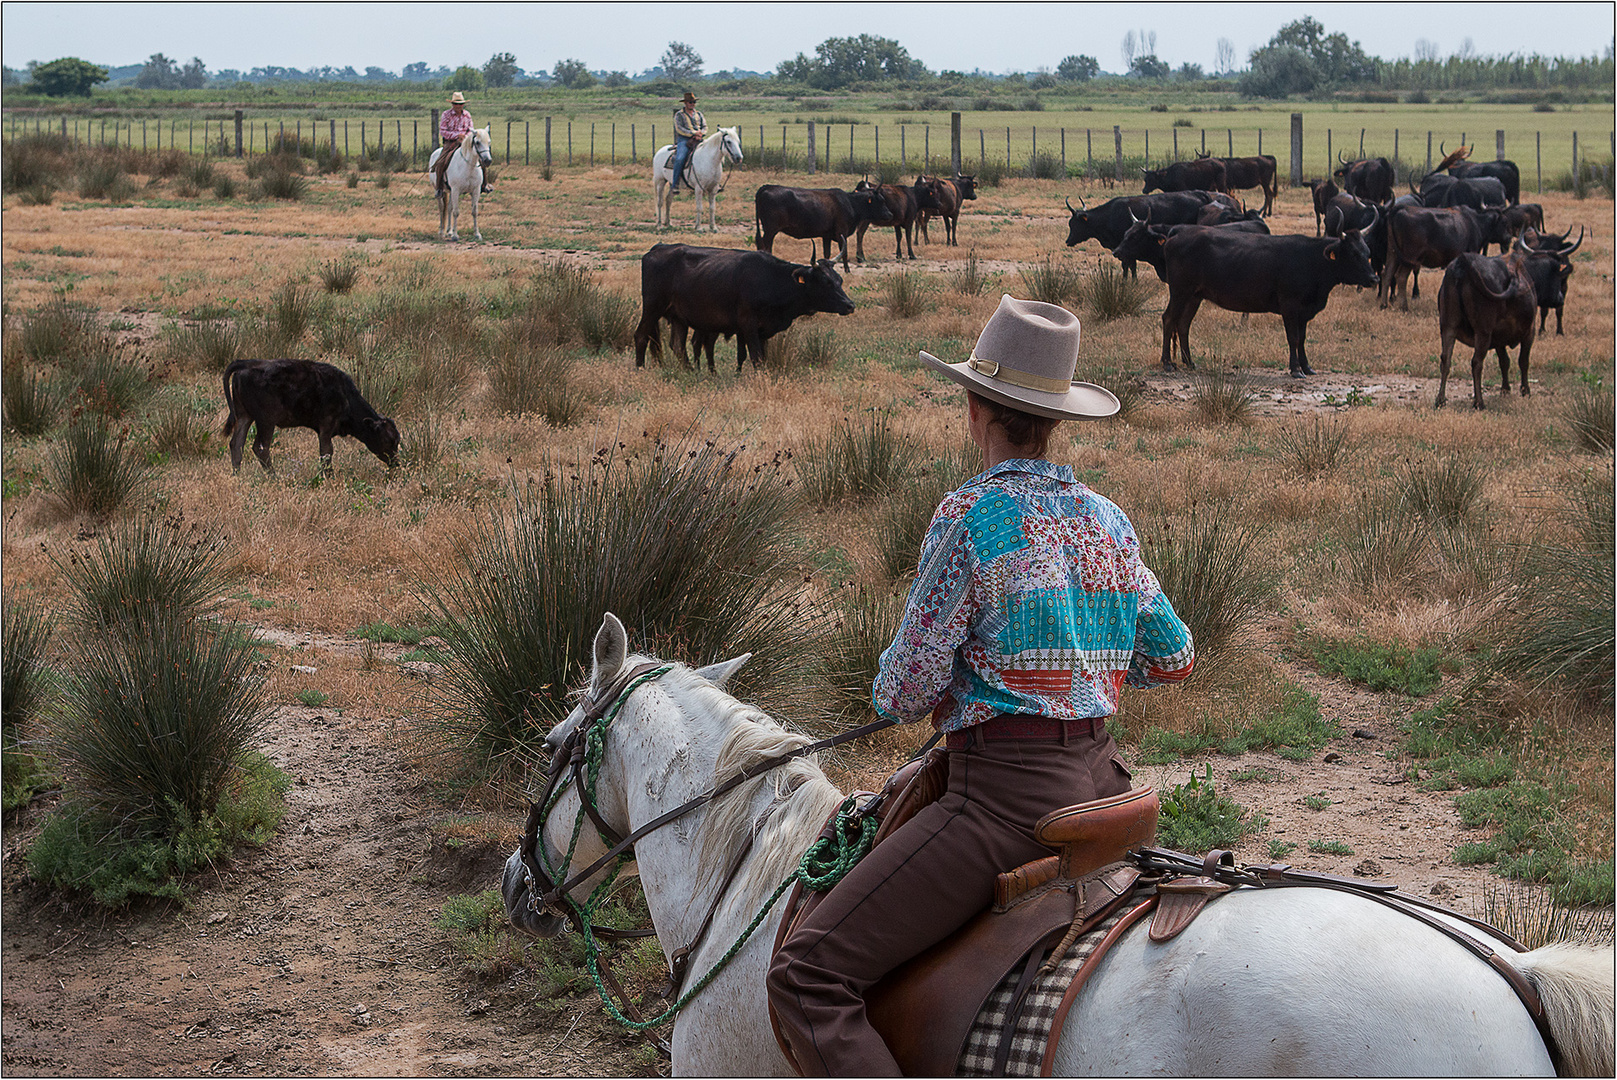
top-left (966, 354), bottom-right (1073, 394)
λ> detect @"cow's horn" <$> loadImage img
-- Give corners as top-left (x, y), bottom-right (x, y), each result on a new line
top-left (1066, 196), bottom-right (1075, 213)
top-left (1077, 194), bottom-right (1087, 210)
top-left (1563, 226), bottom-right (1585, 255)
top-left (1338, 149), bottom-right (1349, 165)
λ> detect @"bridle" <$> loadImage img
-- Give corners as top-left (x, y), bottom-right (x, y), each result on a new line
top-left (517, 658), bottom-right (901, 1011)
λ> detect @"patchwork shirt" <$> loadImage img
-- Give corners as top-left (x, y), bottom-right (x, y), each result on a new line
top-left (440, 108), bottom-right (473, 144)
top-left (873, 459), bottom-right (1194, 733)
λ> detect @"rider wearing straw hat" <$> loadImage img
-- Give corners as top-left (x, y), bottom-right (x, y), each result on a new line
top-left (669, 90), bottom-right (706, 192)
top-left (768, 296), bottom-right (1196, 1076)
top-left (436, 91), bottom-right (492, 195)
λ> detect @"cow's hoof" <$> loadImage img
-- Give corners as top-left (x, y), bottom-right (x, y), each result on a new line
top-left (1520, 387), bottom-right (1531, 397)
top-left (1301, 363), bottom-right (1316, 376)
top-left (1289, 369), bottom-right (1307, 380)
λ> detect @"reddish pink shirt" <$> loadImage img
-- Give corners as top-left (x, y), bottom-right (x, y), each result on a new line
top-left (440, 108), bottom-right (473, 143)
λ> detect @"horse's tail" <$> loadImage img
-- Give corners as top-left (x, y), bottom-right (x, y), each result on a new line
top-left (1510, 942), bottom-right (1615, 1076)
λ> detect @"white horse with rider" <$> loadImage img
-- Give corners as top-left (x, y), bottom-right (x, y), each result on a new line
top-left (651, 126), bottom-right (743, 231)
top-left (426, 126), bottom-right (493, 242)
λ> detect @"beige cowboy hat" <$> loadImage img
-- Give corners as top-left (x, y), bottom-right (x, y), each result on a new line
top-left (920, 295), bottom-right (1119, 420)
top-left (449, 91), bottom-right (466, 104)
top-left (681, 91), bottom-right (698, 104)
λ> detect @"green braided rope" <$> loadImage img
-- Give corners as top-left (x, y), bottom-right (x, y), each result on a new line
top-left (584, 793), bottom-right (880, 1032)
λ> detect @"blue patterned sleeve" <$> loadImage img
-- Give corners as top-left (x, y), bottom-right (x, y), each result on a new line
top-left (871, 499), bottom-right (978, 723)
top-left (1126, 581), bottom-right (1195, 688)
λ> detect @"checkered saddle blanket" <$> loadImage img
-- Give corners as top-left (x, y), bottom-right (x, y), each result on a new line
top-left (958, 885), bottom-right (1158, 1077)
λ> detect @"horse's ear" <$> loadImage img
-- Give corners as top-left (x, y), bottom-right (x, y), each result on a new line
top-left (591, 613), bottom-right (629, 694)
top-left (693, 652), bottom-right (751, 689)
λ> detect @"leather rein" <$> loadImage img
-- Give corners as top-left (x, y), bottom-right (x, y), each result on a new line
top-left (518, 661), bottom-right (897, 1000)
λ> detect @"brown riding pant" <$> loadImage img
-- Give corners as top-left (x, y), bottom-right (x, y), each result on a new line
top-left (434, 137), bottom-right (462, 191)
top-left (767, 729), bottom-right (1132, 1076)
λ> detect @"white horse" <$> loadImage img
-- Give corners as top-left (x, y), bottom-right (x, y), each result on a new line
top-left (425, 126), bottom-right (492, 242)
top-left (651, 126), bottom-right (743, 231)
top-left (504, 613), bottom-right (1616, 1077)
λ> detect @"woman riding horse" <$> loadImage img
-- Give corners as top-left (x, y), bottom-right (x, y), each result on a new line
top-left (436, 91), bottom-right (492, 195)
top-left (767, 295), bottom-right (1197, 1075)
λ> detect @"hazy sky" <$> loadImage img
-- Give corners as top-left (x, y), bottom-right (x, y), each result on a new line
top-left (3, 2), bottom-right (1614, 76)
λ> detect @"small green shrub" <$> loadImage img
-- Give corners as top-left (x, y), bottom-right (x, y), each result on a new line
top-left (354, 621), bottom-right (434, 645)
top-left (346, 170), bottom-right (361, 189)
top-left (256, 166), bottom-right (307, 201)
top-left (771, 324), bottom-right (843, 375)
top-left (1338, 490), bottom-right (1429, 594)
top-left (2, 132), bottom-right (74, 193)
top-left (797, 410), bottom-right (920, 506)
top-left (77, 158), bottom-right (133, 201)
top-left (26, 751), bottom-right (286, 906)
top-left (147, 404), bottom-right (213, 459)
top-left (212, 174), bottom-right (237, 199)
top-left (266, 281), bottom-right (315, 345)
top-left (1137, 504), bottom-right (1278, 663)
top-left (1563, 381), bottom-right (1615, 453)
top-left (3, 368), bottom-right (64, 436)
top-left (296, 688), bottom-right (329, 707)
top-left (185, 159), bottom-right (216, 189)
top-left (435, 888), bottom-right (529, 978)
top-left (56, 516), bottom-right (237, 630)
top-left (1272, 417), bottom-right (1349, 475)
top-left (950, 250), bottom-right (989, 296)
top-left (1308, 839), bottom-right (1354, 855)
top-left (488, 343), bottom-right (587, 426)
top-left (317, 257), bottom-right (361, 295)
top-left (881, 269), bottom-right (935, 318)
top-left (68, 350), bottom-right (154, 419)
top-left (874, 159), bottom-right (904, 185)
top-left (1300, 634), bottom-right (1449, 696)
top-left (45, 417), bottom-right (151, 520)
top-left (419, 435), bottom-right (820, 772)
top-left (1157, 764), bottom-right (1263, 853)
top-left (18, 182), bottom-right (55, 205)
top-left (512, 262), bottom-right (634, 352)
top-left (1303, 794), bottom-right (1332, 811)
top-left (1018, 255), bottom-right (1083, 306)
top-left (3, 601), bottom-right (56, 811)
top-left (1268, 839), bottom-right (1298, 859)
top-left (974, 157), bottom-right (1008, 188)
top-left (821, 586), bottom-right (906, 723)
top-left (1189, 370), bottom-right (1257, 425)
top-left (19, 296), bottom-right (107, 365)
top-left (1397, 456), bottom-right (1487, 529)
top-left (164, 319), bottom-right (242, 372)
top-left (1026, 151), bottom-right (1065, 180)
top-left (1474, 880), bottom-right (1616, 949)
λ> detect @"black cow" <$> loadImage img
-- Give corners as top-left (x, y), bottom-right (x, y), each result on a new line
top-left (1490, 203), bottom-right (1546, 253)
top-left (1196, 200), bottom-right (1268, 227)
top-left (1449, 158), bottom-right (1522, 205)
top-left (1305, 178), bottom-right (1340, 236)
top-left (754, 184), bottom-right (895, 271)
top-left (916, 173), bottom-right (976, 246)
top-left (1196, 153), bottom-right (1278, 215)
top-left (1334, 156), bottom-right (1396, 203)
top-left (1159, 224), bottom-right (1378, 377)
top-left (1110, 217), bottom-right (1272, 283)
top-left (1064, 191), bottom-right (1219, 278)
top-left (1436, 241), bottom-right (1539, 409)
top-left (1419, 172), bottom-right (1510, 210)
top-left (221, 359), bottom-right (399, 474)
top-left (1381, 205), bottom-right (1503, 311)
top-left (1522, 226), bottom-right (1583, 334)
top-left (1323, 193), bottom-right (1379, 238)
top-left (852, 177), bottom-right (940, 261)
top-left (1142, 158), bottom-right (1228, 195)
top-left (634, 243), bottom-right (855, 373)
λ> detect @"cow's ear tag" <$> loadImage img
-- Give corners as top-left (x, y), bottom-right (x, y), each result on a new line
top-left (1327, 249), bottom-right (1337, 260)
top-left (1156, 236), bottom-right (1166, 246)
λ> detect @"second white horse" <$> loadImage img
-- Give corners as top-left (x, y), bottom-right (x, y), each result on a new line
top-left (651, 126), bottom-right (743, 231)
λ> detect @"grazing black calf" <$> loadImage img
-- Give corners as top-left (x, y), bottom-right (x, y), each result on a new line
top-left (222, 358), bottom-right (400, 474)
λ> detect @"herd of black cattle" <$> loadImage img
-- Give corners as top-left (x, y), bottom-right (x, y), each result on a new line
top-left (216, 146), bottom-right (1590, 473)
top-left (635, 144), bottom-right (1583, 411)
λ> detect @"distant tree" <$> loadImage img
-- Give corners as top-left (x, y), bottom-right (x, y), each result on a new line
top-left (1029, 68), bottom-right (1057, 89)
top-left (213, 68), bottom-right (242, 84)
top-left (775, 34), bottom-right (927, 89)
top-left (2, 66), bottom-right (19, 87)
top-left (1265, 16), bottom-right (1375, 84)
top-left (603, 70), bottom-right (632, 87)
top-left (552, 58), bottom-right (596, 89)
top-left (1413, 38), bottom-right (1441, 63)
top-left (661, 41), bottom-right (704, 82)
top-left (29, 57), bottom-right (108, 97)
top-left (1130, 54), bottom-right (1170, 80)
top-left (483, 52), bottom-right (519, 88)
top-left (363, 66), bottom-right (394, 82)
top-left (1240, 45), bottom-right (1318, 97)
top-left (135, 52), bottom-right (181, 89)
top-left (1121, 30), bottom-right (1138, 69)
top-left (1215, 38), bottom-right (1236, 75)
top-left (1057, 54), bottom-right (1099, 82)
top-left (177, 57), bottom-right (207, 89)
top-left (444, 65), bottom-right (485, 92)
top-left (1177, 61), bottom-right (1204, 81)
top-left (402, 61), bottom-right (432, 81)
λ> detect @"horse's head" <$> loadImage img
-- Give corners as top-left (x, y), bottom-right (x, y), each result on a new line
top-left (467, 127), bottom-right (493, 168)
top-left (718, 126), bottom-right (743, 165)
top-left (505, 612), bottom-right (758, 939)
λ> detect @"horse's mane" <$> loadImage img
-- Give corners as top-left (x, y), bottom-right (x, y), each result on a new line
top-left (657, 664), bottom-right (843, 912)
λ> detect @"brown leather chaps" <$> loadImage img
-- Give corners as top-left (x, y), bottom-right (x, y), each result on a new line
top-left (767, 729), bottom-right (1132, 1076)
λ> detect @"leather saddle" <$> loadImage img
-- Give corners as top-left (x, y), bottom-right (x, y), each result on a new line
top-left (768, 751), bottom-right (1159, 1076)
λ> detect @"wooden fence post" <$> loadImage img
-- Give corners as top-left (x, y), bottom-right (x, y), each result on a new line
top-left (1143, 130), bottom-right (1147, 164)
top-left (806, 121), bottom-right (816, 175)
top-left (1572, 131), bottom-right (1580, 197)
top-left (568, 122), bottom-right (572, 165)
top-left (506, 119), bottom-right (511, 163)
top-left (1290, 112), bottom-right (1302, 185)
top-left (1113, 125), bottom-right (1123, 182)
top-left (1358, 127), bottom-right (1364, 157)
top-left (1537, 130), bottom-right (1542, 194)
top-left (1393, 129), bottom-right (1399, 178)
top-left (925, 124), bottom-right (930, 166)
top-left (1200, 128), bottom-right (1205, 154)
top-left (951, 112), bottom-right (961, 175)
top-left (591, 123), bottom-right (595, 165)
top-left (1496, 129), bottom-right (1505, 161)
top-left (1327, 129), bottom-right (1332, 171)
top-left (546, 116), bottom-right (552, 172)
top-left (1032, 126), bottom-right (1038, 175)
top-left (611, 123), bottom-right (616, 166)
top-left (631, 123), bottom-right (636, 163)
top-left (526, 121), bottom-right (531, 165)
top-left (234, 110), bottom-right (244, 157)
top-left (1086, 128), bottom-right (1092, 169)
top-left (901, 126), bottom-right (906, 168)
top-left (1258, 128), bottom-right (1262, 155)
top-left (1062, 128), bottom-right (1067, 173)
top-left (1228, 128), bottom-right (1233, 157)
top-left (980, 128), bottom-right (985, 166)
top-left (1426, 131), bottom-right (1432, 174)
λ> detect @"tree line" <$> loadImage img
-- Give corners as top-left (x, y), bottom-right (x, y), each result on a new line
top-left (7, 20), bottom-right (1613, 99)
